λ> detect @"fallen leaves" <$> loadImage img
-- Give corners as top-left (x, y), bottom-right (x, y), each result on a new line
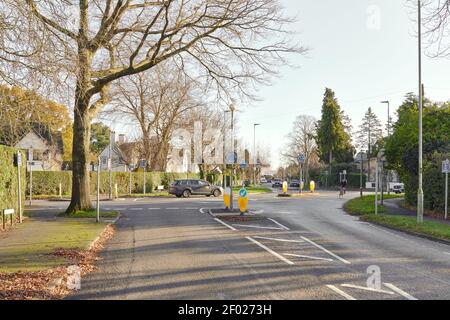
top-left (0, 224), bottom-right (115, 300)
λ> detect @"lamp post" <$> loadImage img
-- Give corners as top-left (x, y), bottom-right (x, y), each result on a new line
top-left (229, 103), bottom-right (235, 211)
top-left (253, 123), bottom-right (260, 186)
top-left (381, 100), bottom-right (391, 194)
top-left (108, 131), bottom-right (115, 200)
top-left (360, 151), bottom-right (366, 198)
top-left (417, 0), bottom-right (424, 224)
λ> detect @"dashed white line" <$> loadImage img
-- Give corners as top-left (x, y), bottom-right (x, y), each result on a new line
top-left (253, 236), bottom-right (304, 243)
top-left (246, 237), bottom-right (294, 265)
top-left (341, 284), bottom-right (395, 295)
top-left (129, 208), bottom-right (143, 211)
top-left (267, 218), bottom-right (290, 230)
top-left (283, 253), bottom-right (333, 262)
top-left (214, 218), bottom-right (237, 231)
top-left (148, 208), bottom-right (161, 210)
top-left (166, 208), bottom-right (180, 210)
top-left (300, 236), bottom-right (351, 264)
top-left (326, 285), bottom-right (357, 300)
top-left (232, 224), bottom-right (285, 231)
top-left (383, 283), bottom-right (418, 300)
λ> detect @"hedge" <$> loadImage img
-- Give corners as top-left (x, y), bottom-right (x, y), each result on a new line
top-left (27, 171), bottom-right (199, 196)
top-left (0, 145), bottom-right (26, 227)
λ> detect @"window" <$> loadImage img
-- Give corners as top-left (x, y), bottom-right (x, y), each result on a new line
top-left (180, 180), bottom-right (187, 186)
top-left (190, 180), bottom-right (199, 186)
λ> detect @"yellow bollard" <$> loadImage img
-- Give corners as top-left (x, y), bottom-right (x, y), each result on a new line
top-left (238, 188), bottom-right (248, 214)
top-left (310, 180), bottom-right (315, 193)
top-left (223, 187), bottom-right (231, 209)
top-left (282, 181), bottom-right (288, 194)
top-left (114, 183), bottom-right (118, 199)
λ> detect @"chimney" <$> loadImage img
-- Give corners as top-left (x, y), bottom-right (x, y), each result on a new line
top-left (118, 134), bottom-right (126, 144)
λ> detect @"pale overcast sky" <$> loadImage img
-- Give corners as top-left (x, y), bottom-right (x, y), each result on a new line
top-left (236, 0), bottom-right (450, 169)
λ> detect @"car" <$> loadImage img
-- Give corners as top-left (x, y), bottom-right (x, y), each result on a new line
top-left (260, 177), bottom-right (267, 184)
top-left (169, 179), bottom-right (222, 198)
top-left (272, 179), bottom-right (283, 188)
top-left (392, 184), bottom-right (404, 194)
top-left (289, 180), bottom-right (300, 188)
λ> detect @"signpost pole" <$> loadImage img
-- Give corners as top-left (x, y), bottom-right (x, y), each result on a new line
top-left (445, 171), bottom-right (448, 220)
top-left (143, 162), bottom-right (147, 195)
top-left (375, 160), bottom-right (379, 215)
top-left (29, 162), bottom-right (33, 206)
top-left (299, 164), bottom-right (303, 194)
top-left (360, 152), bottom-right (363, 198)
top-left (17, 152), bottom-right (22, 224)
top-left (97, 158), bottom-right (100, 223)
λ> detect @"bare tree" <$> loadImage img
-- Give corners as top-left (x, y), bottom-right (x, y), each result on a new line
top-left (1, 0), bottom-right (305, 212)
top-left (282, 115), bottom-right (318, 184)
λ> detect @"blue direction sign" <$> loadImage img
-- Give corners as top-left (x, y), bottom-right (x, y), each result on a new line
top-left (240, 162), bottom-right (247, 169)
top-left (226, 152), bottom-right (238, 164)
top-left (443, 159), bottom-right (450, 173)
top-left (239, 188), bottom-right (248, 198)
top-left (298, 154), bottom-right (305, 164)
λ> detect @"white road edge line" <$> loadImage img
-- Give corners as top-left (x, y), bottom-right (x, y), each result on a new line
top-left (326, 285), bottom-right (357, 300)
top-left (300, 236), bottom-right (351, 265)
top-left (232, 224), bottom-right (285, 231)
top-left (268, 218), bottom-right (290, 230)
top-left (246, 237), bottom-right (294, 265)
top-left (341, 284), bottom-right (395, 295)
top-left (283, 253), bottom-right (333, 262)
top-left (253, 236), bottom-right (304, 243)
top-left (214, 218), bottom-right (237, 231)
top-left (383, 283), bottom-right (418, 300)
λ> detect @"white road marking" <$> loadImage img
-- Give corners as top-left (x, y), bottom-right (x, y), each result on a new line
top-left (185, 207), bottom-right (199, 210)
top-left (253, 236), bottom-right (304, 243)
top-left (246, 237), bottom-right (294, 265)
top-left (300, 236), bottom-right (351, 264)
top-left (326, 285), bottom-right (357, 300)
top-left (383, 283), bottom-right (418, 300)
top-left (283, 253), bottom-right (333, 262)
top-left (341, 284), bottom-right (395, 295)
top-left (214, 218), bottom-right (237, 231)
top-left (166, 208), bottom-right (180, 210)
top-left (148, 208), bottom-right (161, 210)
top-left (232, 224), bottom-right (285, 231)
top-left (268, 218), bottom-right (290, 230)
top-left (129, 208), bottom-right (143, 211)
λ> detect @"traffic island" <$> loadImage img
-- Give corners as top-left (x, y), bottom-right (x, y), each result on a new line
top-left (277, 193), bottom-right (292, 197)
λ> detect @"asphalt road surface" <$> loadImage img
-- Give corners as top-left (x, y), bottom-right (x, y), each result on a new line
top-left (59, 191), bottom-right (450, 300)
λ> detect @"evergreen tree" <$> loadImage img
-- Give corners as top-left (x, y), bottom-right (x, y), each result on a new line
top-left (355, 107), bottom-right (383, 156)
top-left (315, 88), bottom-right (355, 165)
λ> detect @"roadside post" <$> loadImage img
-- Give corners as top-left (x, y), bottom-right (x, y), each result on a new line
top-left (129, 164), bottom-right (135, 195)
top-left (59, 183), bottom-right (62, 199)
top-left (2, 209), bottom-right (14, 230)
top-left (443, 159), bottom-right (449, 220)
top-left (282, 181), bottom-right (288, 194)
top-left (238, 188), bottom-right (248, 216)
top-left (310, 181), bottom-right (315, 193)
top-left (16, 152), bottom-right (23, 223)
top-left (298, 154), bottom-right (305, 194)
top-left (223, 187), bottom-right (231, 210)
top-left (140, 159), bottom-right (147, 194)
top-left (27, 147), bottom-right (33, 206)
top-left (96, 158), bottom-right (101, 223)
top-left (375, 159), bottom-right (379, 215)
top-left (114, 183), bottom-right (118, 199)
top-left (108, 158), bottom-right (112, 200)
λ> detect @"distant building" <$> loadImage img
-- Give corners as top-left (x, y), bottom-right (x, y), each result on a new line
top-left (15, 127), bottom-right (64, 171)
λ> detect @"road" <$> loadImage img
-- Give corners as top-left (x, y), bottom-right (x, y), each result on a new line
top-left (59, 191), bottom-right (450, 300)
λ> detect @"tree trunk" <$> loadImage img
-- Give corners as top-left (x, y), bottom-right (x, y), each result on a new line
top-left (66, 96), bottom-right (92, 213)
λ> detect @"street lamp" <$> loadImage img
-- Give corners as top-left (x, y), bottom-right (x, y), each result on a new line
top-left (359, 150), bottom-right (366, 198)
top-left (417, 0), bottom-right (424, 223)
top-left (380, 101), bottom-right (390, 137)
top-left (253, 123), bottom-right (260, 186)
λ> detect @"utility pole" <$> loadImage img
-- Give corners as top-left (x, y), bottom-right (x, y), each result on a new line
top-left (253, 123), bottom-right (260, 186)
top-left (109, 131), bottom-right (115, 200)
top-left (381, 100), bottom-right (391, 195)
top-left (417, 0), bottom-right (424, 224)
top-left (360, 151), bottom-right (365, 198)
top-left (96, 158), bottom-right (101, 223)
top-left (230, 104), bottom-right (235, 211)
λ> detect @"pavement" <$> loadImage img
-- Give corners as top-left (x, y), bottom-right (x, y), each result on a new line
top-left (41, 190), bottom-right (450, 300)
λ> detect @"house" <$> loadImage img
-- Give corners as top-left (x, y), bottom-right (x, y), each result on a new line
top-left (354, 151), bottom-right (400, 189)
top-left (14, 126), bottom-right (64, 171)
top-left (98, 134), bottom-right (133, 172)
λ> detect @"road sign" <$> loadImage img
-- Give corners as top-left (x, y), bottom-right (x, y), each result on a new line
top-left (298, 154), bottom-right (305, 164)
top-left (140, 159), bottom-right (147, 168)
top-left (442, 159), bottom-right (450, 173)
top-left (226, 152), bottom-right (237, 164)
top-left (238, 188), bottom-right (248, 213)
top-left (240, 162), bottom-right (247, 169)
top-left (17, 152), bottom-right (22, 166)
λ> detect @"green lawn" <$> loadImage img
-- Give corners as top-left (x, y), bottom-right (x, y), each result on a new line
top-left (344, 194), bottom-right (403, 216)
top-left (0, 219), bottom-right (108, 273)
top-left (344, 195), bottom-right (450, 243)
top-left (361, 214), bottom-right (450, 241)
top-left (58, 210), bottom-right (119, 219)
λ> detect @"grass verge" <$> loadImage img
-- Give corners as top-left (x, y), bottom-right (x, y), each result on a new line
top-left (361, 214), bottom-right (450, 242)
top-left (58, 210), bottom-right (119, 219)
top-left (344, 195), bottom-right (450, 243)
top-left (344, 194), bottom-right (403, 216)
top-left (121, 192), bottom-right (170, 198)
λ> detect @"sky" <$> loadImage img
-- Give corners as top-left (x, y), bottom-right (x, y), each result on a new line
top-left (235, 0), bottom-right (450, 170)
